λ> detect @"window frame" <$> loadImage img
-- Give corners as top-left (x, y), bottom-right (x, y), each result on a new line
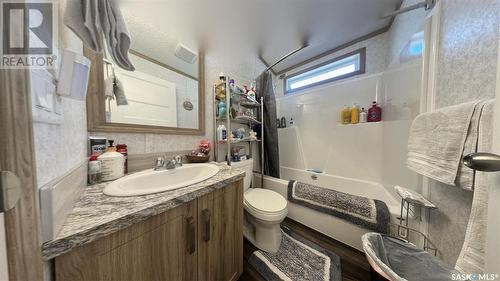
top-left (284, 47), bottom-right (366, 94)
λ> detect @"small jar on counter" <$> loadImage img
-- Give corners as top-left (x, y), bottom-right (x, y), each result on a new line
top-left (88, 155), bottom-right (102, 185)
top-left (116, 144), bottom-right (128, 174)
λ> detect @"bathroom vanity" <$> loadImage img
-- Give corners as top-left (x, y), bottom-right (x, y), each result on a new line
top-left (42, 165), bottom-right (244, 281)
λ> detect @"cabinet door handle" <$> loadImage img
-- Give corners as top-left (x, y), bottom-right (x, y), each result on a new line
top-left (186, 216), bottom-right (195, 254)
top-left (202, 209), bottom-right (211, 242)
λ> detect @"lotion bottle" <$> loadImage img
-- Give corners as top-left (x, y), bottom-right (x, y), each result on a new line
top-left (360, 108), bottom-right (367, 123)
top-left (98, 140), bottom-right (125, 181)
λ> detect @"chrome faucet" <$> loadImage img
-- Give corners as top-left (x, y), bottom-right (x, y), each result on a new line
top-left (155, 155), bottom-right (183, 170)
top-left (165, 159), bottom-right (177, 170)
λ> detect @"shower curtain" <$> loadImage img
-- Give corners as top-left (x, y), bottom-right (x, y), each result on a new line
top-left (256, 71), bottom-right (280, 178)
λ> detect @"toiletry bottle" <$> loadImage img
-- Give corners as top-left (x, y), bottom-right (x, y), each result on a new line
top-left (341, 105), bottom-right (351, 124)
top-left (88, 154), bottom-right (102, 185)
top-left (367, 101), bottom-right (382, 122)
top-left (106, 139), bottom-right (116, 152)
top-left (350, 104), bottom-right (359, 124)
top-left (280, 117), bottom-right (287, 128)
top-left (98, 140), bottom-right (125, 181)
top-left (221, 124), bottom-right (227, 140)
top-left (217, 125), bottom-right (223, 141)
top-left (89, 137), bottom-right (107, 156)
top-left (116, 144), bottom-right (128, 174)
top-left (289, 118), bottom-right (294, 126)
top-left (360, 108), bottom-right (367, 123)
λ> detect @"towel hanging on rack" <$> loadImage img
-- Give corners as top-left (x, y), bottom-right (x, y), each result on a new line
top-left (64, 0), bottom-right (135, 71)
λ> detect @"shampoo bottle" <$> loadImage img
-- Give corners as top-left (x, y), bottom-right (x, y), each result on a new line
top-left (341, 105), bottom-right (351, 124)
top-left (350, 104), bottom-right (359, 124)
top-left (367, 101), bottom-right (382, 122)
top-left (360, 108), bottom-right (367, 123)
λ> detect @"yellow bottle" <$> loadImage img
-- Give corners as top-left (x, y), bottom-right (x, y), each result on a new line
top-left (341, 105), bottom-right (351, 124)
top-left (351, 104), bottom-right (359, 124)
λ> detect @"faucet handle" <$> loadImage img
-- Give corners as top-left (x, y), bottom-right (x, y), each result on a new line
top-left (155, 156), bottom-right (165, 168)
top-left (175, 155), bottom-right (183, 166)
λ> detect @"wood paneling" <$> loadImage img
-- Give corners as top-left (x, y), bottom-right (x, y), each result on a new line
top-left (55, 179), bottom-right (244, 281)
top-left (84, 48), bottom-right (206, 135)
top-left (198, 181), bottom-right (244, 281)
top-left (56, 201), bottom-right (197, 281)
top-left (0, 69), bottom-right (43, 280)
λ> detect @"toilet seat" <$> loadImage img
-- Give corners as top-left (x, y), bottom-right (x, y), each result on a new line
top-left (244, 189), bottom-right (288, 221)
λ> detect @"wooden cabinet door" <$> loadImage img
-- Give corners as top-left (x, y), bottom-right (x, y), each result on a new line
top-left (197, 180), bottom-right (244, 281)
top-left (55, 200), bottom-right (197, 281)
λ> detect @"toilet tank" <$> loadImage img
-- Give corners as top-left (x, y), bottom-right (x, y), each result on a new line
top-left (231, 159), bottom-right (254, 190)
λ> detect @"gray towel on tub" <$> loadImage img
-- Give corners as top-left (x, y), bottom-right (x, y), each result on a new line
top-left (407, 100), bottom-right (487, 190)
top-left (288, 180), bottom-right (390, 234)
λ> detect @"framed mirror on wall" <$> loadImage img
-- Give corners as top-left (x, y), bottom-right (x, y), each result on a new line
top-left (85, 46), bottom-right (205, 135)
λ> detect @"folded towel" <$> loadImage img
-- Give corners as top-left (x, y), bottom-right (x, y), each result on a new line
top-left (407, 100), bottom-right (487, 190)
top-left (64, 0), bottom-right (135, 71)
top-left (455, 100), bottom-right (493, 274)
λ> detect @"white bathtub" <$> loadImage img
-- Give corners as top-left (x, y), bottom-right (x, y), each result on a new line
top-left (253, 167), bottom-right (401, 251)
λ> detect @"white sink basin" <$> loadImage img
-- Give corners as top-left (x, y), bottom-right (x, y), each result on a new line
top-left (103, 164), bottom-right (220, 197)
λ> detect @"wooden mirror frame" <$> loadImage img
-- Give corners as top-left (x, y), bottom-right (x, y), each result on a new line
top-left (85, 47), bottom-right (205, 135)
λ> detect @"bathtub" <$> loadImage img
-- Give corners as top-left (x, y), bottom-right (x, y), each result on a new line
top-left (253, 167), bottom-right (401, 251)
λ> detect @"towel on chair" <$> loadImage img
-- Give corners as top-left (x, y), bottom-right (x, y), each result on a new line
top-left (407, 100), bottom-right (488, 190)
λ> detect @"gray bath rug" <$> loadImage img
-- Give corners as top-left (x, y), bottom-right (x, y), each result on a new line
top-left (248, 228), bottom-right (341, 281)
top-left (288, 180), bottom-right (390, 234)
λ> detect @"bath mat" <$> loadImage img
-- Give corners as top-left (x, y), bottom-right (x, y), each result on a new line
top-left (288, 180), bottom-right (390, 233)
top-left (248, 228), bottom-right (341, 281)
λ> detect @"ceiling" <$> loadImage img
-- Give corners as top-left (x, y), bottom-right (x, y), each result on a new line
top-left (118, 0), bottom-right (402, 75)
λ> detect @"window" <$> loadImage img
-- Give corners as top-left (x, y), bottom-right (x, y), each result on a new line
top-left (285, 48), bottom-right (366, 94)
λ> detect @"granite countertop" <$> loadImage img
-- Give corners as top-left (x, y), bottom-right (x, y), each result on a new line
top-left (41, 163), bottom-right (245, 260)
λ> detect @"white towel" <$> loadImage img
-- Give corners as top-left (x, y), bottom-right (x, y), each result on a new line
top-left (64, 0), bottom-right (135, 71)
top-left (455, 100), bottom-right (493, 274)
top-left (407, 100), bottom-right (487, 190)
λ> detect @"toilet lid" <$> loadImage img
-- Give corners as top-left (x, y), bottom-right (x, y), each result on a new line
top-left (244, 189), bottom-right (287, 214)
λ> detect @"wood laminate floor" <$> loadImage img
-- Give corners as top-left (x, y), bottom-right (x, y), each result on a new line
top-left (239, 218), bottom-right (385, 281)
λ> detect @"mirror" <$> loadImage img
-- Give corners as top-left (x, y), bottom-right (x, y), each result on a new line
top-left (86, 21), bottom-right (204, 135)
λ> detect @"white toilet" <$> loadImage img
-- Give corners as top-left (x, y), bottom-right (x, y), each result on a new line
top-left (232, 159), bottom-right (288, 253)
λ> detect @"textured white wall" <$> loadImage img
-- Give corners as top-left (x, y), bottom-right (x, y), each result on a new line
top-left (33, 0), bottom-right (87, 188)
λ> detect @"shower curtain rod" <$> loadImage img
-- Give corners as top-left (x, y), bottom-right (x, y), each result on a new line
top-left (260, 44), bottom-right (309, 76)
top-left (382, 0), bottom-right (435, 18)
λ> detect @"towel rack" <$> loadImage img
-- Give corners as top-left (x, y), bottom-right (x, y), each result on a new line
top-left (463, 152), bottom-right (500, 172)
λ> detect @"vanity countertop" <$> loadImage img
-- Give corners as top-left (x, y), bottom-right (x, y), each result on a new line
top-left (41, 163), bottom-right (245, 260)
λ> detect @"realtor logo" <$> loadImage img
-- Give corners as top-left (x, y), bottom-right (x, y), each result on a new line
top-left (1, 0), bottom-right (58, 68)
